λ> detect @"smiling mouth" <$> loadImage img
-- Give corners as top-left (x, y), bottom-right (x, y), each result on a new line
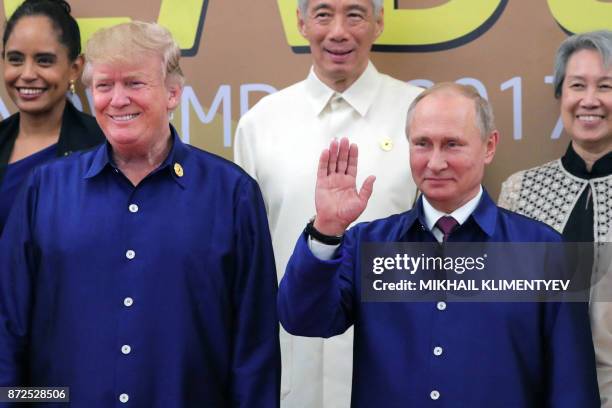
top-left (17, 87), bottom-right (46, 95)
top-left (110, 113), bottom-right (141, 122)
top-left (326, 49), bottom-right (353, 56)
top-left (576, 114), bottom-right (605, 122)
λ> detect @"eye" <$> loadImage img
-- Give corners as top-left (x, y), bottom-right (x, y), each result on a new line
top-left (36, 55), bottom-right (55, 66)
top-left (599, 83), bottom-right (612, 90)
top-left (569, 83), bottom-right (585, 90)
top-left (314, 11), bottom-right (331, 19)
top-left (94, 82), bottom-right (111, 91)
top-left (128, 80), bottom-right (145, 88)
top-left (5, 53), bottom-right (23, 65)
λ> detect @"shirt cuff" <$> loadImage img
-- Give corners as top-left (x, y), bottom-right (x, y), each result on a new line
top-left (307, 236), bottom-right (340, 260)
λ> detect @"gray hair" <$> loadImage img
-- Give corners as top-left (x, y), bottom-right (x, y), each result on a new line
top-left (298, 0), bottom-right (383, 16)
top-left (553, 30), bottom-right (612, 99)
top-left (405, 82), bottom-right (496, 141)
top-left (82, 21), bottom-right (184, 87)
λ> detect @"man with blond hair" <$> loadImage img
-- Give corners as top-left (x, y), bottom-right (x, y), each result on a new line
top-left (0, 22), bottom-right (280, 407)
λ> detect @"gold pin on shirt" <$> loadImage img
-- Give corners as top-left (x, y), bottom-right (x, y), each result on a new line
top-left (380, 137), bottom-right (393, 152)
top-left (174, 163), bottom-right (184, 177)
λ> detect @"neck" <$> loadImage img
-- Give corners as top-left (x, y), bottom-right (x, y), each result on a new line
top-left (18, 98), bottom-right (66, 141)
top-left (314, 62), bottom-right (368, 93)
top-left (572, 141), bottom-right (612, 172)
top-left (113, 133), bottom-right (172, 186)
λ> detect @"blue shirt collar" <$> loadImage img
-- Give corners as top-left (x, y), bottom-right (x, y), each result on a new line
top-left (401, 189), bottom-right (498, 238)
top-left (84, 125), bottom-right (188, 188)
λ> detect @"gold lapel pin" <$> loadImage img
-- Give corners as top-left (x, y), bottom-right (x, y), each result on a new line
top-left (380, 137), bottom-right (393, 152)
top-left (174, 163), bottom-right (184, 177)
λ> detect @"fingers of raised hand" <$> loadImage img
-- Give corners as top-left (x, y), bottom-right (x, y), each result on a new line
top-left (358, 175), bottom-right (376, 204)
top-left (327, 138), bottom-right (339, 175)
top-left (346, 142), bottom-right (359, 177)
top-left (318, 148), bottom-right (330, 179)
top-left (335, 137), bottom-right (351, 174)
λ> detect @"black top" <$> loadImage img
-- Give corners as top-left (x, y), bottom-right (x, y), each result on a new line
top-left (0, 100), bottom-right (105, 185)
top-left (561, 142), bottom-right (612, 242)
top-left (0, 101), bottom-right (104, 234)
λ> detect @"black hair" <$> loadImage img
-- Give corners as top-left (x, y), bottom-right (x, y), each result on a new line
top-left (2, 0), bottom-right (81, 61)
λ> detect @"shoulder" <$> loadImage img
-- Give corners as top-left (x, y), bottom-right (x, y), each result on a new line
top-left (498, 160), bottom-right (561, 209)
top-left (183, 143), bottom-right (257, 185)
top-left (347, 211), bottom-right (413, 241)
top-left (495, 206), bottom-right (562, 242)
top-left (240, 80), bottom-right (306, 121)
top-left (0, 112), bottom-right (19, 139)
top-left (377, 72), bottom-right (423, 99)
top-left (29, 145), bottom-right (100, 184)
top-left (504, 160), bottom-right (561, 183)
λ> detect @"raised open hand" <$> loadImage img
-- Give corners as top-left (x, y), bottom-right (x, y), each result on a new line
top-left (313, 137), bottom-right (376, 236)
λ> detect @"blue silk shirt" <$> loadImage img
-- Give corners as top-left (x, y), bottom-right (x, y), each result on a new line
top-left (0, 128), bottom-right (280, 407)
top-left (279, 192), bottom-right (599, 407)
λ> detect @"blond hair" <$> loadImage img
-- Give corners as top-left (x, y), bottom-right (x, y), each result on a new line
top-left (82, 21), bottom-right (184, 87)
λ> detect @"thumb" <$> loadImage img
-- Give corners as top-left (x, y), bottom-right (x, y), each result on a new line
top-left (358, 175), bottom-right (376, 204)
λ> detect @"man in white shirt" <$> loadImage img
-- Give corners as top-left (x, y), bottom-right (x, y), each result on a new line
top-left (233, 0), bottom-right (421, 406)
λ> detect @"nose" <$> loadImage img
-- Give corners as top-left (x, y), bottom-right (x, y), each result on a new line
top-left (427, 149), bottom-right (448, 173)
top-left (110, 85), bottom-right (130, 108)
top-left (328, 16), bottom-right (349, 41)
top-left (580, 86), bottom-right (601, 109)
top-left (20, 60), bottom-right (37, 81)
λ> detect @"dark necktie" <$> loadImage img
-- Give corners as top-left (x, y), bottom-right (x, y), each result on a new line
top-left (435, 216), bottom-right (459, 242)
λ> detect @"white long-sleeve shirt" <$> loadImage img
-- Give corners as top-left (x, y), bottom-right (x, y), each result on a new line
top-left (234, 61), bottom-right (422, 408)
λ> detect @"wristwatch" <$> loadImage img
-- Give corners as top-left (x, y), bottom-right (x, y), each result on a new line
top-left (305, 217), bottom-right (343, 245)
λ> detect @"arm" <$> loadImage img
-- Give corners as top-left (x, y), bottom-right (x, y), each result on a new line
top-left (591, 301), bottom-right (612, 407)
top-left (545, 301), bottom-right (600, 407)
top-left (233, 116), bottom-right (257, 179)
top-left (0, 172), bottom-right (40, 391)
top-left (497, 171), bottom-right (523, 210)
top-left (278, 232), bottom-right (357, 337)
top-left (278, 137), bottom-right (373, 337)
top-left (230, 176), bottom-right (280, 407)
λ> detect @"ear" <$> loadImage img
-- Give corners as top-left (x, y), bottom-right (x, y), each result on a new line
top-left (297, 7), bottom-right (307, 37)
top-left (374, 7), bottom-right (384, 39)
top-left (483, 130), bottom-right (499, 165)
top-left (166, 81), bottom-right (183, 111)
top-left (69, 54), bottom-right (85, 83)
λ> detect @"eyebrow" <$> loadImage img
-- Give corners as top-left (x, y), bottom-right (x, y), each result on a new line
top-left (311, 3), bottom-right (369, 13)
top-left (312, 3), bottom-right (331, 12)
top-left (566, 75), bottom-right (612, 81)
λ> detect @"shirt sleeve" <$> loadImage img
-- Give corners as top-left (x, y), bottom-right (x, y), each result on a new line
top-left (545, 301), bottom-right (601, 407)
top-left (0, 170), bottom-right (40, 390)
top-left (233, 116), bottom-right (257, 179)
top-left (230, 176), bottom-right (280, 407)
top-left (278, 231), bottom-right (356, 338)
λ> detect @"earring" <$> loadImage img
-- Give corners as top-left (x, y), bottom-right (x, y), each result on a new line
top-left (69, 80), bottom-right (76, 95)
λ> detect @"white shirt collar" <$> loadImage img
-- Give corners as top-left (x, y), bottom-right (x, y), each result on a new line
top-left (304, 61), bottom-right (381, 117)
top-left (422, 186), bottom-right (483, 234)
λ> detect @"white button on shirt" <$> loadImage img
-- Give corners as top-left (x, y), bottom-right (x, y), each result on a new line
top-left (119, 393), bottom-right (129, 403)
top-left (433, 346), bottom-right (443, 356)
top-left (121, 345), bottom-right (131, 355)
top-left (126, 250), bottom-right (135, 260)
top-left (430, 390), bottom-right (440, 400)
top-left (128, 204), bottom-right (139, 213)
top-left (437, 301), bottom-right (447, 311)
top-left (123, 297), bottom-right (133, 307)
